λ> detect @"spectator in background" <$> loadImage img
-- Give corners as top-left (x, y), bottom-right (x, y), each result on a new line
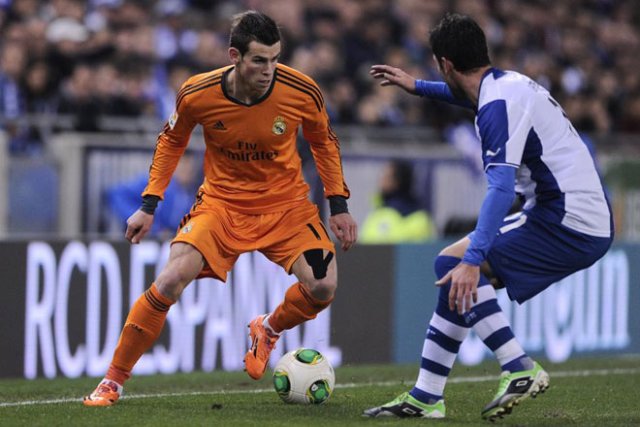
top-left (45, 6), bottom-right (91, 81)
top-left (154, 61), bottom-right (192, 122)
top-left (23, 60), bottom-right (58, 114)
top-left (153, 0), bottom-right (197, 63)
top-left (357, 84), bottom-right (406, 126)
top-left (189, 30), bottom-right (228, 72)
top-left (56, 62), bottom-right (101, 130)
top-left (17, 59), bottom-right (58, 153)
top-left (1, 0), bottom-right (640, 135)
top-left (361, 159), bottom-right (436, 244)
top-left (0, 41), bottom-right (29, 152)
top-left (105, 152), bottom-right (200, 239)
top-left (325, 76), bottom-right (357, 123)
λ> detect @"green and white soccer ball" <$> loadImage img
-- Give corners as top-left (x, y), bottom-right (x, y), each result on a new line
top-left (272, 348), bottom-right (335, 404)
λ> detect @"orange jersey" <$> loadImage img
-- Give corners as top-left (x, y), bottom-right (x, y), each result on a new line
top-left (143, 64), bottom-right (350, 214)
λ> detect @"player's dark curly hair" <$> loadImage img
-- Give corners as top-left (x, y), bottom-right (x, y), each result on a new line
top-left (229, 11), bottom-right (281, 55)
top-left (429, 13), bottom-right (490, 72)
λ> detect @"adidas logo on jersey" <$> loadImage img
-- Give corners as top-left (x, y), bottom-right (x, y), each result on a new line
top-left (213, 120), bottom-right (227, 130)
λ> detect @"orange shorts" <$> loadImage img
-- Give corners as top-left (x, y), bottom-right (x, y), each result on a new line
top-left (172, 194), bottom-right (335, 281)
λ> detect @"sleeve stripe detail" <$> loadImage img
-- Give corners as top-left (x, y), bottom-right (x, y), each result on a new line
top-left (276, 77), bottom-right (322, 112)
top-left (176, 73), bottom-right (222, 99)
top-left (276, 76), bottom-right (324, 111)
top-left (277, 68), bottom-right (325, 105)
top-left (176, 79), bottom-right (222, 109)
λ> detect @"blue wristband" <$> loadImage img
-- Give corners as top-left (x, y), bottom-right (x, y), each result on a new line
top-left (414, 80), bottom-right (473, 108)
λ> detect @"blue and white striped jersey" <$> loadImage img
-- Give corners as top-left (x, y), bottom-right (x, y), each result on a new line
top-left (475, 68), bottom-right (611, 238)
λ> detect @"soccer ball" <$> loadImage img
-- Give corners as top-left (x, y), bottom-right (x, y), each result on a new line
top-left (272, 348), bottom-right (335, 404)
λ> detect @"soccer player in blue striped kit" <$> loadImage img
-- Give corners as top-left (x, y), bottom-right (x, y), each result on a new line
top-left (365, 13), bottom-right (613, 421)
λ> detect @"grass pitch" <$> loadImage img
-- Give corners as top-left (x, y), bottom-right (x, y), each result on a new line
top-left (1, 356), bottom-right (639, 426)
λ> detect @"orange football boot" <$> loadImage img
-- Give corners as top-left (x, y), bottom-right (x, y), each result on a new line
top-left (244, 315), bottom-right (280, 380)
top-left (83, 380), bottom-right (122, 407)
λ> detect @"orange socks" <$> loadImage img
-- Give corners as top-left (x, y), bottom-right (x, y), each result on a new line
top-left (106, 283), bottom-right (174, 386)
top-left (105, 282), bottom-right (330, 384)
top-left (268, 282), bottom-right (333, 333)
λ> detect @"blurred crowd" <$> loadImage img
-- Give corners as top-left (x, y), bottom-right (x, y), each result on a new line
top-left (2, 0), bottom-right (640, 154)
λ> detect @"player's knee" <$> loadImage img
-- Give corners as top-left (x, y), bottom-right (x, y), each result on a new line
top-left (434, 255), bottom-right (460, 280)
top-left (301, 249), bottom-right (337, 300)
top-left (303, 275), bottom-right (337, 301)
top-left (155, 268), bottom-right (190, 300)
top-left (302, 249), bottom-right (334, 279)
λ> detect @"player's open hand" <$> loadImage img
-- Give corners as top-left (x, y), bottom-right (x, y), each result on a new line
top-left (125, 209), bottom-right (154, 244)
top-left (370, 64), bottom-right (417, 94)
top-left (435, 262), bottom-right (479, 315)
top-left (329, 213), bottom-right (358, 251)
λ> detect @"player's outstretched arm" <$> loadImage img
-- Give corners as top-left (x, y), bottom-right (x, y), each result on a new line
top-left (370, 64), bottom-right (417, 94)
top-left (329, 213), bottom-right (358, 251)
top-left (125, 209), bottom-right (154, 244)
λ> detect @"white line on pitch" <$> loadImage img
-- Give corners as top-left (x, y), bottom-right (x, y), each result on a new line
top-left (1, 367), bottom-right (638, 408)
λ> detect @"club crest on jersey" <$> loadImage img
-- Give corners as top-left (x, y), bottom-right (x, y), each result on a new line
top-left (272, 116), bottom-right (286, 135)
top-left (181, 221), bottom-right (193, 234)
top-left (168, 110), bottom-right (179, 130)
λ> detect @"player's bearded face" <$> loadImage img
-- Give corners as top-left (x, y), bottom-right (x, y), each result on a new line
top-left (435, 55), bottom-right (466, 100)
top-left (446, 78), bottom-right (466, 100)
top-left (238, 41), bottom-right (281, 93)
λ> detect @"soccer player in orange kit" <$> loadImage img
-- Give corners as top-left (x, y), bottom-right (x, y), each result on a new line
top-left (84, 10), bottom-right (357, 406)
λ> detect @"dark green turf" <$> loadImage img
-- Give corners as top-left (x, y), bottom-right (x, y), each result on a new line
top-left (1, 356), bottom-right (639, 426)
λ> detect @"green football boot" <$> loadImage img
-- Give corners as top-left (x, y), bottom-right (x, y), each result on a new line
top-left (363, 392), bottom-right (445, 419)
top-left (481, 361), bottom-right (550, 421)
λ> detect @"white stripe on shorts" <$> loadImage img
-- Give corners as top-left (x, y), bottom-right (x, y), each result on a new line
top-left (499, 213), bottom-right (527, 234)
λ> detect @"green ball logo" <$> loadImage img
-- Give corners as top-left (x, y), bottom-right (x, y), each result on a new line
top-left (273, 371), bottom-right (291, 397)
top-left (307, 380), bottom-right (331, 404)
top-left (294, 348), bottom-right (323, 365)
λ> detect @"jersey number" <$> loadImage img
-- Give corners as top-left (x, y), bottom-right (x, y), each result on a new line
top-left (547, 96), bottom-right (578, 137)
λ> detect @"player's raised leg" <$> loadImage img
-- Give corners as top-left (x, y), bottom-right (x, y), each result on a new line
top-left (244, 248), bottom-right (336, 380)
top-left (83, 243), bottom-right (204, 406)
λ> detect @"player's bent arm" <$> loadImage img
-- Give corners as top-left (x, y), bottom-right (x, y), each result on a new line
top-left (302, 108), bottom-right (350, 199)
top-left (462, 165), bottom-right (516, 266)
top-left (144, 77), bottom-right (198, 199)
